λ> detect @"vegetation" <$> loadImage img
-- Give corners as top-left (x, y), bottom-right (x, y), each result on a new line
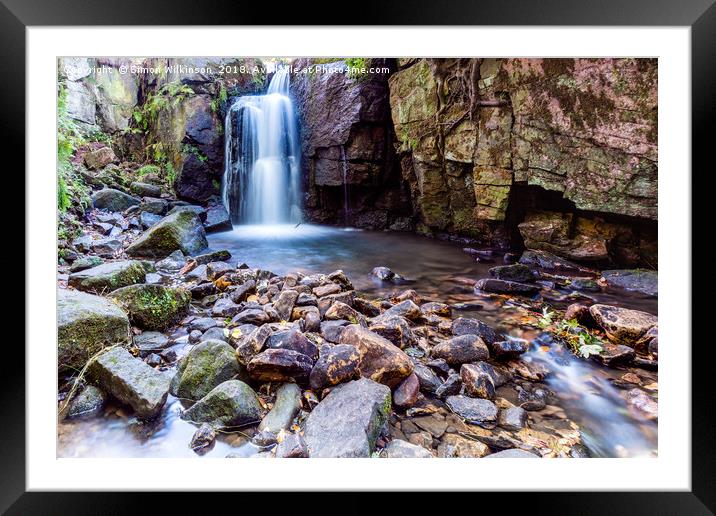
top-left (537, 308), bottom-right (605, 359)
top-left (131, 82), bottom-right (195, 134)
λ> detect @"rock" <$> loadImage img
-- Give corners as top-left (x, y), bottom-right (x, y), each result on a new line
top-left (273, 289), bottom-right (299, 321)
top-left (130, 181), bottom-right (162, 198)
top-left (189, 282), bottom-right (217, 299)
top-left (235, 324), bottom-right (273, 365)
top-left (252, 430), bottom-right (278, 448)
top-left (66, 384), bottom-right (107, 418)
top-left (489, 263), bottom-right (534, 283)
top-left (133, 331), bottom-right (171, 355)
top-left (420, 302), bottom-right (451, 318)
top-left (206, 261), bottom-right (233, 280)
top-left (189, 423), bottom-right (216, 455)
top-left (625, 388), bottom-right (658, 420)
top-left (68, 260), bottom-right (146, 293)
top-left (140, 211), bottom-right (162, 229)
top-left (212, 298), bottom-right (241, 318)
top-left (517, 386), bottom-right (550, 411)
top-left (168, 204), bottom-right (207, 221)
top-left (470, 361), bottom-right (511, 387)
top-left (369, 315), bottom-right (417, 349)
top-left (437, 434), bottom-right (490, 458)
top-left (412, 362), bottom-right (443, 394)
top-left (339, 324), bottom-right (414, 387)
top-left (145, 353), bottom-right (162, 367)
top-left (229, 280), bottom-right (256, 303)
top-left (193, 249), bottom-right (231, 265)
top-left (88, 347), bottom-right (171, 418)
top-left (200, 327), bottom-right (228, 343)
top-left (69, 256), bottom-right (103, 273)
top-left (275, 432), bottom-right (308, 458)
top-left (460, 364), bottom-right (496, 399)
top-left (266, 329), bottom-right (319, 360)
top-left (170, 340), bottom-right (244, 400)
top-left (569, 277), bottom-right (601, 292)
top-left (491, 339), bottom-right (528, 360)
top-left (475, 278), bottom-right (541, 295)
top-left (181, 380), bottom-right (264, 427)
top-left (564, 303), bottom-right (595, 326)
top-left (431, 335), bottom-right (490, 365)
top-left (589, 304), bottom-right (657, 345)
top-left (247, 349), bottom-right (314, 382)
top-left (519, 250), bottom-right (587, 272)
top-left (156, 250), bottom-right (186, 271)
top-left (393, 373), bottom-right (420, 408)
top-left (303, 378), bottom-right (392, 457)
top-left (109, 284), bottom-right (191, 330)
top-left (498, 406), bottom-right (528, 430)
top-left (381, 439), bottom-right (432, 458)
top-left (602, 269), bottom-right (658, 297)
top-left (484, 449), bottom-right (540, 458)
top-left (435, 373), bottom-right (462, 399)
top-left (140, 197), bottom-right (169, 215)
top-left (185, 264), bottom-right (208, 282)
top-left (84, 147), bottom-right (116, 169)
top-left (321, 320), bottom-right (350, 343)
top-left (445, 396), bottom-right (498, 427)
top-left (91, 188), bottom-right (140, 212)
top-left (126, 209), bottom-right (208, 258)
top-left (313, 283), bottom-right (342, 298)
top-left (594, 343), bottom-right (636, 367)
top-left (90, 237), bottom-right (123, 257)
top-left (58, 289), bottom-right (130, 372)
top-left (203, 204), bottom-right (233, 233)
top-left (324, 301), bottom-right (362, 322)
top-left (258, 383), bottom-right (303, 434)
top-left (383, 300), bottom-right (422, 321)
top-left (451, 317), bottom-right (498, 344)
top-left (232, 308), bottom-right (270, 326)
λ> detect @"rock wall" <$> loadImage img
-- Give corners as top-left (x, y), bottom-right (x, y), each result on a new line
top-left (291, 59), bottom-right (413, 229)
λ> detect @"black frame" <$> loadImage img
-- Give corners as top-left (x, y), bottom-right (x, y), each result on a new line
top-left (2, 0), bottom-right (712, 513)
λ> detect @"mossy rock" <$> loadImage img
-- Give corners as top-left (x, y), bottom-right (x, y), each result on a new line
top-left (170, 339), bottom-right (246, 401)
top-left (68, 260), bottom-right (146, 294)
top-left (125, 208), bottom-right (208, 258)
top-left (180, 380), bottom-right (265, 427)
top-left (109, 284), bottom-right (191, 331)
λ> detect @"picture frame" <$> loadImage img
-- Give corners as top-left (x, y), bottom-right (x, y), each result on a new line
top-left (3, 0), bottom-right (712, 512)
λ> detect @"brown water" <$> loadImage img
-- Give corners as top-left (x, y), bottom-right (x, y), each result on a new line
top-left (57, 224), bottom-right (658, 458)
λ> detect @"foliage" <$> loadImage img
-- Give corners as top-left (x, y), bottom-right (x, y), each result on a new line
top-left (57, 84), bottom-right (91, 214)
top-left (131, 82), bottom-right (195, 133)
top-left (536, 308), bottom-right (604, 359)
top-left (182, 143), bottom-right (208, 163)
top-left (135, 164), bottom-right (161, 179)
top-left (345, 58), bottom-right (371, 81)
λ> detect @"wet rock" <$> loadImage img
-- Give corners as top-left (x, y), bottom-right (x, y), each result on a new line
top-left (167, 204), bottom-right (207, 222)
top-left (133, 331), bottom-right (171, 355)
top-left (437, 434), bottom-right (490, 458)
top-left (594, 343), bottom-right (636, 367)
top-left (235, 324), bottom-right (272, 364)
top-left (232, 308), bottom-right (270, 326)
top-left (109, 284), bottom-right (191, 331)
top-left (625, 388), bottom-right (658, 420)
top-left (589, 304), bottom-right (657, 345)
top-left (275, 432), bottom-right (308, 458)
top-left (69, 256), bottom-right (103, 273)
top-left (156, 250), bottom-right (186, 271)
top-left (569, 277), bottom-right (600, 292)
top-left (68, 260), bottom-right (146, 293)
top-left (252, 430), bottom-right (278, 448)
top-left (203, 204), bottom-right (233, 233)
top-left (58, 289), bottom-right (130, 372)
top-left (451, 317), bottom-right (498, 344)
top-left (393, 373), bottom-right (420, 408)
top-left (353, 297), bottom-right (382, 317)
top-left (259, 383), bottom-right (303, 434)
top-left (324, 301), bottom-right (362, 322)
top-left (602, 269), bottom-right (658, 297)
top-left (498, 406), bottom-right (528, 431)
top-left (517, 385), bottom-right (549, 411)
top-left (339, 324), bottom-right (414, 387)
top-left (146, 353), bottom-right (162, 367)
top-left (273, 289), bottom-right (298, 321)
top-left (371, 266), bottom-right (402, 281)
top-left (470, 361), bottom-right (512, 387)
top-left (266, 329), bottom-right (319, 360)
top-left (475, 278), bottom-right (541, 295)
top-left (189, 423), bottom-right (216, 455)
top-left (460, 364), bottom-right (496, 399)
top-left (247, 349), bottom-right (314, 382)
top-left (309, 344), bottom-right (361, 390)
top-left (564, 303), bottom-right (595, 326)
top-left (420, 302), bottom-right (451, 318)
top-left (519, 250), bottom-right (586, 273)
top-left (89, 347), bottom-right (171, 419)
top-left (489, 263), bottom-right (534, 283)
top-left (181, 380), bottom-right (264, 427)
top-left (84, 147), bottom-right (116, 169)
top-left (126, 208), bottom-right (208, 258)
top-left (431, 334), bottom-right (490, 365)
top-left (130, 181), bottom-right (162, 198)
top-left (484, 449), bottom-right (540, 458)
top-left (381, 439), bottom-right (432, 458)
top-left (435, 373), bottom-right (463, 398)
top-left (303, 378), bottom-right (392, 457)
top-left (171, 339), bottom-right (244, 400)
top-left (91, 188), bottom-right (139, 211)
top-left (412, 362), bottom-right (443, 393)
top-left (491, 339), bottom-right (528, 360)
top-left (228, 280), bottom-right (256, 305)
top-left (383, 300), bottom-right (422, 320)
top-left (193, 249), bottom-right (231, 265)
top-left (369, 315), bottom-right (417, 349)
top-left (66, 384), bottom-right (107, 418)
top-left (445, 396), bottom-right (498, 427)
top-left (321, 320), bottom-right (350, 342)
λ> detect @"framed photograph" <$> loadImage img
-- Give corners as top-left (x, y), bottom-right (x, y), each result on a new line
top-left (5, 0), bottom-right (712, 512)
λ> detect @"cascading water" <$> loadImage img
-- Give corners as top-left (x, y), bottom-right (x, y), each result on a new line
top-left (222, 67), bottom-right (301, 224)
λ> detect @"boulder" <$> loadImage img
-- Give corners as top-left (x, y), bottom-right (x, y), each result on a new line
top-left (589, 304), bottom-right (657, 346)
top-left (491, 339), bottom-right (528, 360)
top-left (156, 250), bottom-right (186, 271)
top-left (303, 378), bottom-right (392, 457)
top-left (130, 181), bottom-right (162, 198)
top-left (193, 249), bottom-right (231, 265)
top-left (371, 266), bottom-right (402, 282)
top-left (273, 289), bottom-right (299, 321)
top-left (489, 263), bottom-right (534, 283)
top-left (266, 330), bottom-right (319, 361)
top-left (133, 331), bottom-right (171, 355)
top-left (181, 380), bottom-right (264, 427)
top-left (170, 339), bottom-right (245, 400)
top-left (258, 383), bottom-right (303, 434)
top-left (58, 289), bottom-right (130, 372)
top-left (339, 324), bottom-right (414, 387)
top-left (246, 349), bottom-right (314, 382)
top-left (445, 395), bottom-right (498, 427)
top-left (140, 197), bottom-right (169, 215)
top-left (68, 256), bottom-right (103, 273)
top-left (125, 208), bottom-right (208, 258)
top-left (66, 384), bottom-right (107, 418)
top-left (382, 300), bottom-right (422, 320)
top-left (91, 188), bottom-right (140, 212)
top-left (235, 324), bottom-right (273, 365)
top-left (460, 363), bottom-right (496, 399)
top-left (203, 204), bottom-right (233, 233)
top-left (88, 347), bottom-right (171, 418)
top-left (381, 439), bottom-right (433, 458)
top-left (475, 278), bottom-right (541, 295)
top-left (324, 301), bottom-right (362, 322)
top-left (431, 335), bottom-right (490, 365)
top-left (309, 344), bottom-right (362, 390)
top-left (140, 211), bottom-right (162, 229)
top-left (84, 147), bottom-right (116, 169)
top-left (451, 317), bottom-right (498, 344)
top-left (369, 315), bottom-right (417, 349)
top-left (601, 269), bottom-right (658, 297)
top-left (68, 260), bottom-right (146, 293)
top-left (109, 284), bottom-right (191, 330)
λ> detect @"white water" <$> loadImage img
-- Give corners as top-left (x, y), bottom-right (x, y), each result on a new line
top-left (222, 68), bottom-right (301, 224)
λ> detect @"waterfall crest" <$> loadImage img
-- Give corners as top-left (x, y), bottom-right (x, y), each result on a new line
top-left (222, 68), bottom-right (301, 224)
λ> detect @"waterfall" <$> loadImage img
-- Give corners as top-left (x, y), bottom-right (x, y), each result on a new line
top-left (340, 145), bottom-right (350, 224)
top-left (222, 67), bottom-right (301, 225)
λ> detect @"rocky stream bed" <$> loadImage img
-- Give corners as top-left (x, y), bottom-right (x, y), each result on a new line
top-left (57, 181), bottom-right (658, 459)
